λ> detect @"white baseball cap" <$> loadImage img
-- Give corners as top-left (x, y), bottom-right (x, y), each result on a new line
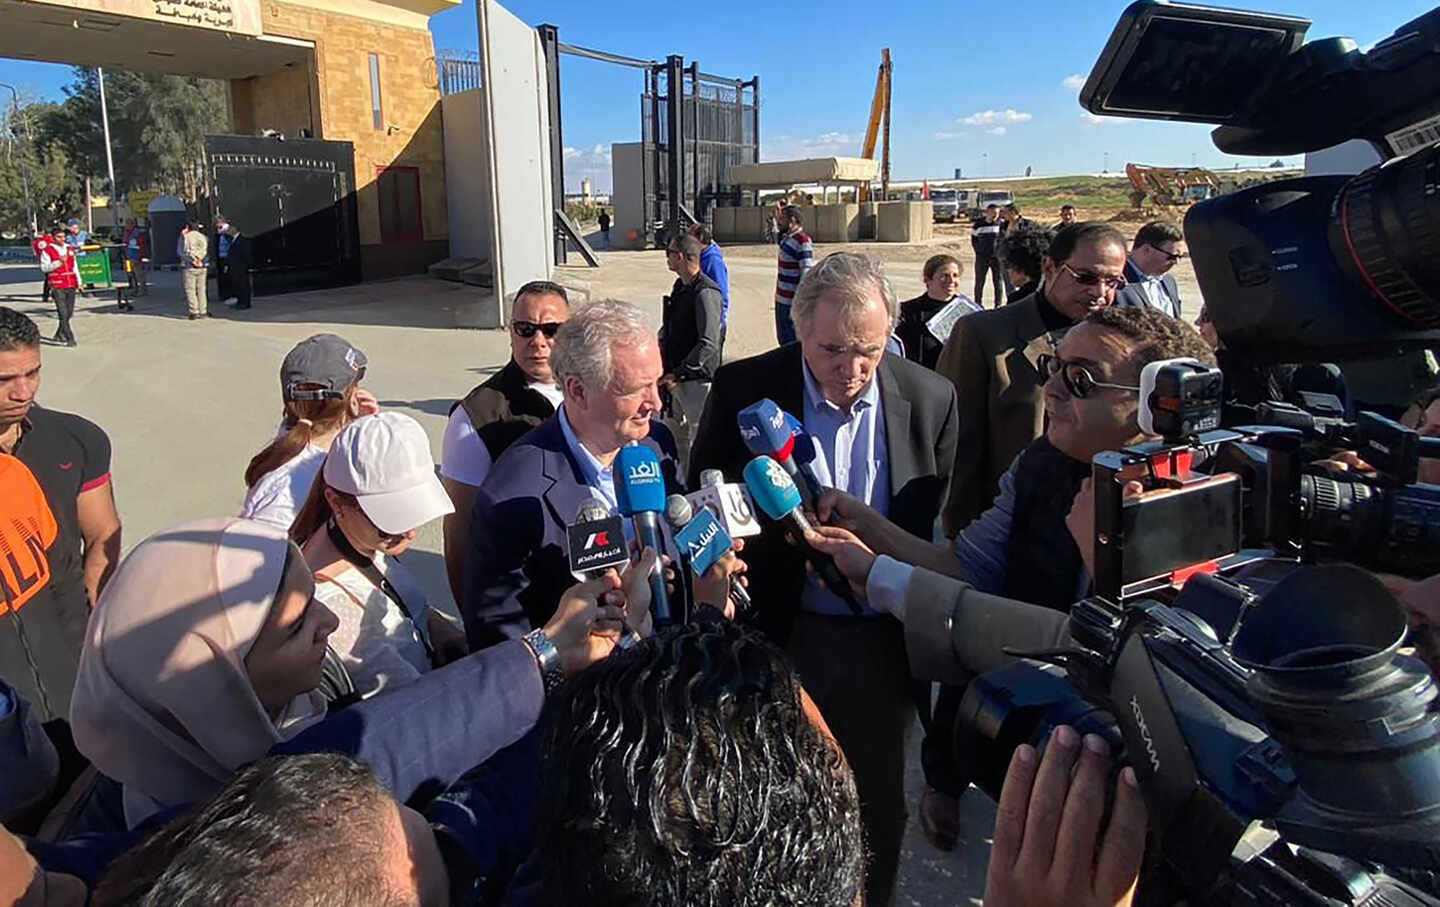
top-left (323, 412), bottom-right (454, 534)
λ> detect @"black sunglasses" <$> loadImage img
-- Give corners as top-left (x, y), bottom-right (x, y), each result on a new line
top-left (1059, 262), bottom-right (1127, 292)
top-left (1148, 244), bottom-right (1188, 263)
top-left (1038, 354), bottom-right (1140, 399)
top-left (513, 320), bottom-right (562, 339)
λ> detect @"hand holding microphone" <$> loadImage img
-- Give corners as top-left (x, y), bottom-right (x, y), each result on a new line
top-left (743, 455), bottom-right (863, 615)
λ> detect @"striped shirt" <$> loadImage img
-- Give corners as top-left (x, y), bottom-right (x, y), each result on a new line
top-left (775, 228), bottom-right (814, 306)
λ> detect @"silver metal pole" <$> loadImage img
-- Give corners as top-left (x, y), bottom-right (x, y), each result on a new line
top-left (0, 83), bottom-right (35, 236)
top-left (97, 67), bottom-right (118, 220)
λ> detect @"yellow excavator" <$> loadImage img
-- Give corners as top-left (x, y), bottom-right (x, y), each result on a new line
top-left (858, 49), bottom-right (892, 203)
top-left (1125, 163), bottom-right (1222, 208)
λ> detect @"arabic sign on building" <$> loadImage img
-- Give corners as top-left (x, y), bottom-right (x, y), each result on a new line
top-left (26, 0), bottom-right (262, 36)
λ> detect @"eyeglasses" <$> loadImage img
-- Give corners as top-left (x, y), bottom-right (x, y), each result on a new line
top-left (1038, 354), bottom-right (1140, 399)
top-left (513, 321), bottom-right (563, 339)
top-left (1059, 262), bottom-right (1127, 292)
top-left (1148, 244), bottom-right (1189, 263)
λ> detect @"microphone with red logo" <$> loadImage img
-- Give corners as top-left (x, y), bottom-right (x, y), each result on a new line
top-left (738, 398), bottom-right (818, 511)
top-left (565, 496), bottom-right (628, 582)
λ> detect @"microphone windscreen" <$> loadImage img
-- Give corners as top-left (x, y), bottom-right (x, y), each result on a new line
top-left (700, 468), bottom-right (726, 488)
top-left (792, 426), bottom-right (818, 466)
top-left (665, 493), bottom-right (694, 528)
top-left (613, 443), bottom-right (666, 516)
top-left (743, 455), bottom-right (802, 520)
top-left (575, 495), bottom-right (613, 523)
top-left (738, 398), bottom-right (795, 460)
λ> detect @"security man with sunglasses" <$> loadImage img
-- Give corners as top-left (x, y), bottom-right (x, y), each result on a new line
top-left (813, 304), bottom-right (1216, 852)
top-left (1116, 220), bottom-right (1186, 319)
top-left (441, 280), bottom-right (570, 603)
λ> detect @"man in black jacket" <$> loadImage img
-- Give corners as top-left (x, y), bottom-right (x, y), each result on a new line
top-left (971, 204), bottom-right (1004, 307)
top-left (660, 233), bottom-right (724, 468)
top-left (689, 251), bottom-right (957, 907)
top-left (442, 281), bottom-right (570, 603)
top-left (221, 222), bottom-right (253, 311)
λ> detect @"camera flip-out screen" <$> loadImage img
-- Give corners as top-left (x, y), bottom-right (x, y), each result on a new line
top-left (1080, 1), bottom-right (1310, 124)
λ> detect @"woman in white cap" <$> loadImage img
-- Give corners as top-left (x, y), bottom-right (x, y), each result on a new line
top-left (291, 411), bottom-right (469, 697)
top-left (240, 333), bottom-right (378, 530)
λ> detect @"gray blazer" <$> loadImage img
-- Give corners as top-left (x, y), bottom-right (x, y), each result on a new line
top-left (1115, 258), bottom-right (1181, 320)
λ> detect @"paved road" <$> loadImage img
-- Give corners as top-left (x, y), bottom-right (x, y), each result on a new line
top-left (5, 256), bottom-right (1037, 903)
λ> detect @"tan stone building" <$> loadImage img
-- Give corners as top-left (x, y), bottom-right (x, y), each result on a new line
top-left (1, 0), bottom-right (458, 278)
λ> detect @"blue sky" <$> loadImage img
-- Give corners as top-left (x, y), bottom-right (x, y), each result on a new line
top-left (0, 0), bottom-right (1429, 192)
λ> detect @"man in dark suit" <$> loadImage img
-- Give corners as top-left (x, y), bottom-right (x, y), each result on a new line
top-left (689, 252), bottom-right (958, 907)
top-left (1115, 220), bottom-right (1185, 320)
top-left (462, 300), bottom-right (684, 650)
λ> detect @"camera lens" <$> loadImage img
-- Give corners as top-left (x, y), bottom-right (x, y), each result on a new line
top-left (1298, 474), bottom-right (1382, 552)
top-left (1330, 143), bottom-right (1440, 328)
top-left (1231, 565), bottom-right (1440, 836)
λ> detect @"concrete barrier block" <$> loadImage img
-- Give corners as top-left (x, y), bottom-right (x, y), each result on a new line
top-left (877, 201), bottom-right (935, 242)
top-left (811, 203), bottom-right (860, 243)
top-left (713, 206), bottom-right (738, 241)
top-left (734, 206), bottom-right (767, 241)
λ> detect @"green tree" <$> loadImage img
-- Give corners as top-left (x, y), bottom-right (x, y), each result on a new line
top-left (0, 101), bottom-right (84, 234)
top-left (40, 67), bottom-right (226, 202)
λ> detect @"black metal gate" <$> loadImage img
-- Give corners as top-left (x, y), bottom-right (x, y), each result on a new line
top-left (204, 135), bottom-right (362, 295)
top-left (643, 62), bottom-right (759, 245)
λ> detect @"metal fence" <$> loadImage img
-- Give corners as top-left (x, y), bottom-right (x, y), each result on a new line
top-left (435, 50), bottom-right (483, 96)
top-left (642, 69), bottom-right (758, 233)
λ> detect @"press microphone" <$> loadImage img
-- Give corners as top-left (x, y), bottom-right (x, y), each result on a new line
top-left (665, 494), bottom-right (752, 614)
top-left (742, 455), bottom-right (862, 615)
top-left (566, 497), bottom-right (628, 582)
top-left (788, 421), bottom-right (827, 504)
top-left (737, 398), bottom-right (816, 510)
top-left (686, 469), bottom-right (762, 540)
top-left (613, 441), bottom-right (674, 628)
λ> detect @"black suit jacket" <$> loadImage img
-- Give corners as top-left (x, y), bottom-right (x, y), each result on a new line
top-left (462, 414), bottom-right (682, 650)
top-left (688, 343), bottom-right (959, 642)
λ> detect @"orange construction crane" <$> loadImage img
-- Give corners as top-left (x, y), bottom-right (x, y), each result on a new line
top-left (858, 49), bottom-right (892, 203)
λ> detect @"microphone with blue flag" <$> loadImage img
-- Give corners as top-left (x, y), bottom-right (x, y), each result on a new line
top-left (743, 455), bottom-right (862, 615)
top-left (614, 441), bottom-right (675, 627)
top-left (738, 398), bottom-right (817, 510)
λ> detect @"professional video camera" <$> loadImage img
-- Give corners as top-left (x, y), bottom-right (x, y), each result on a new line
top-left (950, 6), bottom-right (1440, 900)
top-left (1079, 0), bottom-right (1440, 365)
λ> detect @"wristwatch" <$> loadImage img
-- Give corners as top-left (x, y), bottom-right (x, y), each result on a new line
top-left (521, 629), bottom-right (566, 693)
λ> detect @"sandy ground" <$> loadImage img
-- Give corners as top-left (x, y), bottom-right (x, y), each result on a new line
top-left (7, 240), bottom-right (1202, 903)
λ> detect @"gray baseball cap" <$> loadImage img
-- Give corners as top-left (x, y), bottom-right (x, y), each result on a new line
top-left (280, 334), bottom-right (367, 401)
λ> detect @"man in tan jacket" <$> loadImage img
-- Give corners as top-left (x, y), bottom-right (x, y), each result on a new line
top-left (937, 222), bottom-right (1128, 537)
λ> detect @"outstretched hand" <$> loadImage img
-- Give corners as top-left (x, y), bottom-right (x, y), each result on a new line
top-left (983, 726), bottom-right (1148, 907)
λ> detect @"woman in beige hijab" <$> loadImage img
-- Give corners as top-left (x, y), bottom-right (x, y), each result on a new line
top-left (70, 517), bottom-right (340, 828)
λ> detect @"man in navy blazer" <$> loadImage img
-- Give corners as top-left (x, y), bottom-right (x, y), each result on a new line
top-left (463, 300), bottom-right (683, 650)
top-left (1115, 220), bottom-right (1186, 320)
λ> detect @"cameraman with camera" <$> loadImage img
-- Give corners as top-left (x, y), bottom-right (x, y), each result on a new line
top-left (815, 305), bottom-right (1213, 638)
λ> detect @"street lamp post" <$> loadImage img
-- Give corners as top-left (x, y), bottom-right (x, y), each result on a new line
top-left (0, 82), bottom-right (36, 236)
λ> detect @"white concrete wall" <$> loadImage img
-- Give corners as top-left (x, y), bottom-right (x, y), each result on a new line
top-left (475, 0), bottom-right (554, 320)
top-left (441, 89), bottom-right (492, 262)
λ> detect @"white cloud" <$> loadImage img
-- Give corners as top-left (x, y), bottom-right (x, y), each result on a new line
top-left (1080, 112), bottom-right (1126, 127)
top-left (800, 131), bottom-right (859, 148)
top-left (932, 131), bottom-right (962, 141)
top-left (986, 127), bottom-right (1007, 136)
top-left (960, 109), bottom-right (1032, 126)
top-left (1061, 74), bottom-right (1086, 91)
